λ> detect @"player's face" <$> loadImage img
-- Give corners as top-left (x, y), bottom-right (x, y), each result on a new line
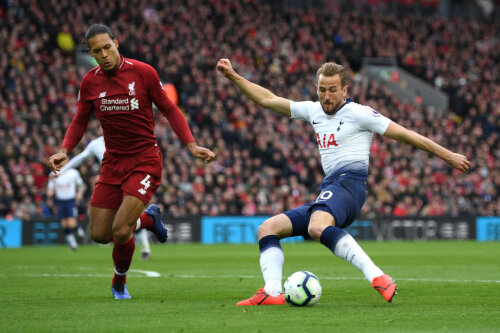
top-left (316, 74), bottom-right (348, 115)
top-left (88, 33), bottom-right (120, 72)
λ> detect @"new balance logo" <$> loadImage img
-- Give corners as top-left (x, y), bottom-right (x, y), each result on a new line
top-left (99, 92), bottom-right (106, 98)
top-left (130, 98), bottom-right (139, 110)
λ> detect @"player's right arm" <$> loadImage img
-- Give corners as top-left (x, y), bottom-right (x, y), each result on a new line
top-left (216, 58), bottom-right (291, 117)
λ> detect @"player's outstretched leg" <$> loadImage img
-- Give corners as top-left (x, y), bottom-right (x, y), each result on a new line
top-left (144, 204), bottom-right (167, 243)
top-left (236, 288), bottom-right (285, 306)
top-left (320, 225), bottom-right (397, 302)
top-left (236, 235), bottom-right (285, 306)
top-left (372, 274), bottom-right (397, 302)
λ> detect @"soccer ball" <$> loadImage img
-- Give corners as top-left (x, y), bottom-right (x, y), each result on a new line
top-left (284, 271), bottom-right (322, 306)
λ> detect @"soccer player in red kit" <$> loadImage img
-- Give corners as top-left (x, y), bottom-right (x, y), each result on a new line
top-left (49, 24), bottom-right (216, 299)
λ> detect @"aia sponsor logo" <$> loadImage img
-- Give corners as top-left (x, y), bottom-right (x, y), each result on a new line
top-left (316, 133), bottom-right (338, 148)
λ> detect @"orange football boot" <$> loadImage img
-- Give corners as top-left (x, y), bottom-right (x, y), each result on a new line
top-left (236, 288), bottom-right (285, 306)
top-left (372, 274), bottom-right (397, 302)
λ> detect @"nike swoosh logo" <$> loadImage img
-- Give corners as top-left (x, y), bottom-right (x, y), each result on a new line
top-left (312, 120), bottom-right (322, 124)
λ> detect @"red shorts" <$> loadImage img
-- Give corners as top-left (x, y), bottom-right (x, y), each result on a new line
top-left (90, 144), bottom-right (163, 210)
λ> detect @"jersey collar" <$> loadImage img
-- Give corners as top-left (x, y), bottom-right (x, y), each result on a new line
top-left (336, 98), bottom-right (352, 113)
top-left (96, 55), bottom-right (125, 76)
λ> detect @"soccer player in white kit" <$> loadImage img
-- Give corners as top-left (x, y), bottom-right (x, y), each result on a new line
top-left (58, 135), bottom-right (153, 260)
top-left (216, 59), bottom-right (470, 305)
top-left (47, 168), bottom-right (85, 250)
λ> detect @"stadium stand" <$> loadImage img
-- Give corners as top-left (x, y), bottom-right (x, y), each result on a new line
top-left (0, 0), bottom-right (498, 221)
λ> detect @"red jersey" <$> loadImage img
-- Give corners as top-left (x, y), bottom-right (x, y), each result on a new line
top-left (62, 56), bottom-right (194, 157)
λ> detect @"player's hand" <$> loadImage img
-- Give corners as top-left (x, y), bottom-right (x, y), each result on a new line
top-left (448, 153), bottom-right (471, 173)
top-left (49, 151), bottom-right (69, 172)
top-left (216, 58), bottom-right (235, 79)
top-left (187, 143), bottom-right (216, 164)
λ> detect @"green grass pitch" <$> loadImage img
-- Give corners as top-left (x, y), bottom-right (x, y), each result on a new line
top-left (1, 241), bottom-right (499, 332)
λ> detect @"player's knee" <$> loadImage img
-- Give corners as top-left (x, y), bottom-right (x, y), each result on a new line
top-left (257, 219), bottom-right (278, 238)
top-left (90, 230), bottom-right (111, 244)
top-left (112, 224), bottom-right (132, 243)
top-left (307, 224), bottom-right (325, 241)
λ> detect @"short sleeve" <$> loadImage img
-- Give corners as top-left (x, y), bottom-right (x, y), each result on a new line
top-left (352, 105), bottom-right (391, 135)
top-left (290, 101), bottom-right (315, 122)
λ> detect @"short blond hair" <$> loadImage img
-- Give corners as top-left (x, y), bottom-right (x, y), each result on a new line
top-left (316, 62), bottom-right (347, 87)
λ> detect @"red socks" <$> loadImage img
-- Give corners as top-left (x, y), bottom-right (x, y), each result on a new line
top-left (112, 236), bottom-right (135, 285)
top-left (138, 212), bottom-right (154, 230)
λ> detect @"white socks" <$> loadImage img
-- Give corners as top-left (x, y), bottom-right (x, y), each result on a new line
top-left (65, 233), bottom-right (77, 250)
top-left (334, 233), bottom-right (383, 282)
top-left (134, 218), bottom-right (151, 253)
top-left (258, 233), bottom-right (383, 295)
top-left (260, 247), bottom-right (284, 297)
top-left (135, 229), bottom-right (151, 253)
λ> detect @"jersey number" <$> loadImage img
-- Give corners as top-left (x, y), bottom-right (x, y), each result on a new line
top-left (316, 190), bottom-right (333, 202)
top-left (138, 174), bottom-right (151, 195)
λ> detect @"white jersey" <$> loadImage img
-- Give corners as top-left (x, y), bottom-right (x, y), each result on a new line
top-left (48, 168), bottom-right (84, 200)
top-left (60, 136), bottom-right (105, 173)
top-left (290, 99), bottom-right (391, 182)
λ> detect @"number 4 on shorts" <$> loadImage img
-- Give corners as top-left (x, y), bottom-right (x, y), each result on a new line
top-left (138, 174), bottom-right (151, 195)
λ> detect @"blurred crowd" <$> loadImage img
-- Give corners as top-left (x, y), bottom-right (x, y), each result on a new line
top-left (0, 0), bottom-right (498, 221)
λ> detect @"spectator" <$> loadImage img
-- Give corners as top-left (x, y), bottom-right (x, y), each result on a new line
top-left (0, 0), bottom-right (498, 220)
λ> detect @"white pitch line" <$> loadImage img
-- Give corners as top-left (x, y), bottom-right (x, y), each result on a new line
top-left (10, 266), bottom-right (161, 278)
top-left (24, 273), bottom-right (112, 278)
top-left (129, 269), bottom-right (160, 277)
top-left (22, 269), bottom-right (161, 278)
top-left (171, 274), bottom-right (500, 284)
top-left (8, 272), bottom-right (500, 284)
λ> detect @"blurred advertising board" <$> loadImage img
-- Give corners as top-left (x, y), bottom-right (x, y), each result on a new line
top-left (20, 216), bottom-right (201, 245)
top-left (22, 218), bottom-right (87, 246)
top-left (476, 217), bottom-right (500, 241)
top-left (347, 217), bottom-right (476, 241)
top-left (201, 216), bottom-right (303, 244)
top-left (0, 218), bottom-right (22, 248)
top-left (10, 215), bottom-right (500, 245)
top-left (164, 216), bottom-right (201, 243)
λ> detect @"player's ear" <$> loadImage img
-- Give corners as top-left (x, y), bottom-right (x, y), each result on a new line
top-left (113, 38), bottom-right (119, 49)
top-left (342, 84), bottom-right (349, 97)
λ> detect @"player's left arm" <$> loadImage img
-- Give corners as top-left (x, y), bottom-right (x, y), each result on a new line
top-left (145, 65), bottom-right (215, 163)
top-left (383, 121), bottom-right (470, 172)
